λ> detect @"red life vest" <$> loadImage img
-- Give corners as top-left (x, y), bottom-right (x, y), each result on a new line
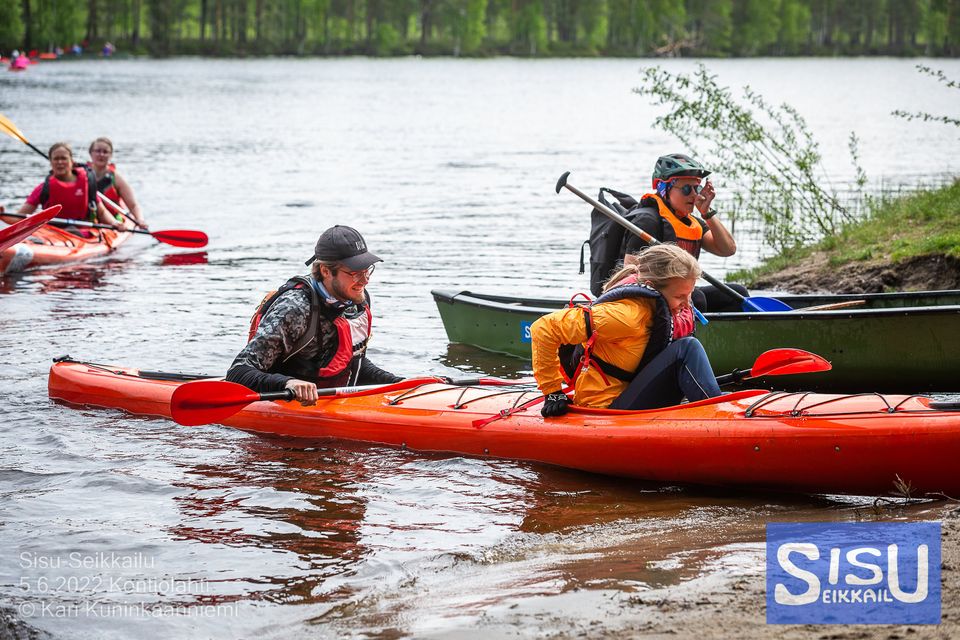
top-left (249, 276), bottom-right (373, 387)
top-left (39, 166), bottom-right (97, 221)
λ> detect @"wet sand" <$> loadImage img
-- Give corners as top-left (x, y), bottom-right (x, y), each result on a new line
top-left (421, 505), bottom-right (960, 639)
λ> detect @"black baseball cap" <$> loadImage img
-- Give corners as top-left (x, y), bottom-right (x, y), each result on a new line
top-left (305, 225), bottom-right (382, 270)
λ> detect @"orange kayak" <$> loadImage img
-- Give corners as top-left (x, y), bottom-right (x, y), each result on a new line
top-left (0, 217), bottom-right (134, 274)
top-left (48, 359), bottom-right (960, 497)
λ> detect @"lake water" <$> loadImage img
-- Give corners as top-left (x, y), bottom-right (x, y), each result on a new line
top-left (2, 57), bottom-right (959, 638)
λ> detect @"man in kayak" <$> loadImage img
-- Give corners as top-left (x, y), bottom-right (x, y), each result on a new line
top-left (620, 154), bottom-right (745, 311)
top-left (532, 243), bottom-right (720, 417)
top-left (226, 225), bottom-right (403, 404)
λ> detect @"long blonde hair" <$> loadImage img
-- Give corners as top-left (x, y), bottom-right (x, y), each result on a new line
top-left (602, 244), bottom-right (701, 293)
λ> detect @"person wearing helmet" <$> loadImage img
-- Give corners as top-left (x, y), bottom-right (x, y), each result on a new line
top-left (621, 153), bottom-right (745, 311)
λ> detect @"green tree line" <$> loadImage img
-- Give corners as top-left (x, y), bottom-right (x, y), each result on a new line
top-left (3, 0), bottom-right (959, 57)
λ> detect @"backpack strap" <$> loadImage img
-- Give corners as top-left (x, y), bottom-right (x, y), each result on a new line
top-left (39, 174), bottom-right (51, 207)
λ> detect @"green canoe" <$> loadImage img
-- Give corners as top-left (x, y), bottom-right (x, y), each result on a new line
top-left (432, 289), bottom-right (960, 393)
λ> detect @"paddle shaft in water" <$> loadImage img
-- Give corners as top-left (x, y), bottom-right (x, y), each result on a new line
top-left (555, 171), bottom-right (793, 313)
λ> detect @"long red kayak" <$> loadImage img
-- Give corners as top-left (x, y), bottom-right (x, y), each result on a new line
top-left (0, 215), bottom-right (134, 274)
top-left (48, 359), bottom-right (960, 497)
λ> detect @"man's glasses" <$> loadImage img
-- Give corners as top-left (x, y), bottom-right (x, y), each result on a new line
top-left (676, 183), bottom-right (702, 196)
top-left (340, 264), bottom-right (376, 282)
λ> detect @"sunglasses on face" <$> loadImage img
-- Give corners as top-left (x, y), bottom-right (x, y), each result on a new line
top-left (674, 183), bottom-right (702, 196)
top-left (340, 264), bottom-right (376, 282)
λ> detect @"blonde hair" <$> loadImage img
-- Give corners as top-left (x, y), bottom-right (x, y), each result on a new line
top-left (603, 244), bottom-right (701, 293)
top-left (89, 137), bottom-right (114, 154)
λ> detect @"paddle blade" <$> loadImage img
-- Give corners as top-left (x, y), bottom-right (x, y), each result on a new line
top-left (750, 348), bottom-right (832, 378)
top-left (742, 296), bottom-right (793, 312)
top-left (0, 112), bottom-right (29, 143)
top-left (0, 205), bottom-right (61, 251)
top-left (170, 380), bottom-right (261, 426)
top-left (151, 229), bottom-right (208, 248)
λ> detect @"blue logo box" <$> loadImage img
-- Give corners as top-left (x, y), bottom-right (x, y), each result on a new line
top-left (520, 321), bottom-right (532, 344)
top-left (766, 522), bottom-right (940, 624)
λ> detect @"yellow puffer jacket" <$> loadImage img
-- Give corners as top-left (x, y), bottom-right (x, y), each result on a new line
top-left (531, 297), bottom-right (655, 408)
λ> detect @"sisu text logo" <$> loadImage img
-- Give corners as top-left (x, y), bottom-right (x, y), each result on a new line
top-left (766, 522), bottom-right (940, 624)
top-left (520, 321), bottom-right (532, 344)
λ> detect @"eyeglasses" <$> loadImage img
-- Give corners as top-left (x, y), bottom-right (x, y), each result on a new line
top-left (339, 264), bottom-right (376, 282)
top-left (676, 183), bottom-right (702, 196)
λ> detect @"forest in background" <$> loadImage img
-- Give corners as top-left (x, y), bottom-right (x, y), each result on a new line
top-left (2, 0), bottom-right (959, 57)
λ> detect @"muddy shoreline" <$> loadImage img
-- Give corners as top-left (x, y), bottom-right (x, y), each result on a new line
top-left (748, 254), bottom-right (960, 294)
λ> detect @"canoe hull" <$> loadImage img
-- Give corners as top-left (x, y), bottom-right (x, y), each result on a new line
top-left (48, 360), bottom-right (960, 497)
top-left (432, 289), bottom-right (960, 392)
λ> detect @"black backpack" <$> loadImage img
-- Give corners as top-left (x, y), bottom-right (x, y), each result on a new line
top-left (580, 188), bottom-right (658, 296)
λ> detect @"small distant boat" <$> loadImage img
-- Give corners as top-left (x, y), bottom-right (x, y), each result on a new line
top-left (432, 289), bottom-right (960, 393)
top-left (8, 56), bottom-right (30, 72)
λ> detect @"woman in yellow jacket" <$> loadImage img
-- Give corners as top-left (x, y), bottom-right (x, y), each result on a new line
top-left (532, 244), bottom-right (721, 417)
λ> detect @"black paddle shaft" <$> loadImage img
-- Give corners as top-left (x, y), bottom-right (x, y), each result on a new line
top-left (261, 390), bottom-right (296, 401)
top-left (4, 212), bottom-right (149, 236)
top-left (555, 171), bottom-right (747, 303)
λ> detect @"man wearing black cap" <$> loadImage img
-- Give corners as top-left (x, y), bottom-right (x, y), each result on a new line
top-left (226, 225), bottom-right (402, 403)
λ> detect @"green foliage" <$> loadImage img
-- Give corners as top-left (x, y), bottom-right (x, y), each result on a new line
top-left (777, 0), bottom-right (810, 54)
top-left (731, 179), bottom-right (960, 283)
top-left (373, 23), bottom-right (400, 56)
top-left (0, 0), bottom-right (957, 57)
top-left (732, 0), bottom-right (780, 55)
top-left (892, 65), bottom-right (960, 127)
top-left (0, 0), bottom-right (23, 51)
top-left (635, 63), bottom-right (865, 252)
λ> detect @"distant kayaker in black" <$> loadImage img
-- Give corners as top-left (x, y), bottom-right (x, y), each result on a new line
top-left (226, 225), bottom-right (402, 404)
top-left (621, 154), bottom-right (745, 311)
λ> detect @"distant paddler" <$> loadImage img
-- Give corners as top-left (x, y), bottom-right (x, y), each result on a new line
top-left (6, 142), bottom-right (124, 234)
top-left (87, 136), bottom-right (148, 229)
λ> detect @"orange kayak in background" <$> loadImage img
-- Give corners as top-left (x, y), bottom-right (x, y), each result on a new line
top-left (0, 216), bottom-right (134, 274)
top-left (48, 359), bottom-right (960, 497)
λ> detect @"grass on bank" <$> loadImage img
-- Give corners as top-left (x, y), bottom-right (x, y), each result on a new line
top-left (728, 179), bottom-right (960, 284)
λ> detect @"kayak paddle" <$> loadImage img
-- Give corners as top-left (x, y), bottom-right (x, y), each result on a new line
top-left (0, 204), bottom-right (61, 252)
top-left (0, 111), bottom-right (208, 245)
top-left (0, 112), bottom-right (48, 158)
top-left (556, 171), bottom-right (793, 313)
top-left (715, 348), bottom-right (831, 386)
top-left (2, 212), bottom-right (208, 248)
top-left (171, 376), bottom-right (535, 427)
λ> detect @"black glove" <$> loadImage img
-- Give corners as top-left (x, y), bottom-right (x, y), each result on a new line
top-left (541, 392), bottom-right (571, 418)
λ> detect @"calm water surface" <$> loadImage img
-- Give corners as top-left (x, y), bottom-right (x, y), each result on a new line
top-left (1, 58), bottom-right (959, 638)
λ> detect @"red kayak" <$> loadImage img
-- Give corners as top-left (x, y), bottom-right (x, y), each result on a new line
top-left (48, 359), bottom-right (960, 497)
top-left (0, 214), bottom-right (135, 274)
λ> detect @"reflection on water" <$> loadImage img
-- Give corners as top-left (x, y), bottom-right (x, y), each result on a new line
top-left (160, 251), bottom-right (209, 267)
top-left (2, 58), bottom-right (960, 638)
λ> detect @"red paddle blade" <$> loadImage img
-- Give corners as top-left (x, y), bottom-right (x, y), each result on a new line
top-left (170, 380), bottom-right (260, 426)
top-left (750, 348), bottom-right (832, 378)
top-left (151, 229), bottom-right (208, 248)
top-left (0, 205), bottom-right (61, 251)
